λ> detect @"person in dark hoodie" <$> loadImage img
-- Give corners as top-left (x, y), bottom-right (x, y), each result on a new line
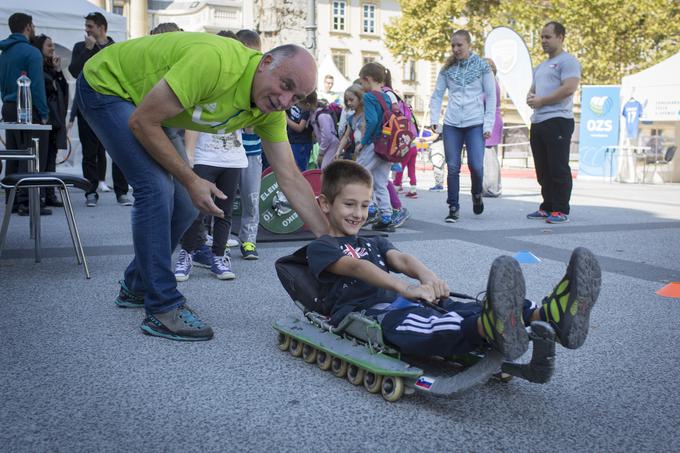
top-left (32, 34), bottom-right (69, 207)
top-left (0, 13), bottom-right (50, 215)
top-left (68, 12), bottom-right (131, 208)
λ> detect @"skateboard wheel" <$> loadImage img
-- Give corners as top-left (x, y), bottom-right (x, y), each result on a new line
top-left (363, 372), bottom-right (382, 394)
top-left (277, 333), bottom-right (290, 351)
top-left (288, 338), bottom-right (303, 357)
top-left (331, 357), bottom-right (347, 378)
top-left (316, 350), bottom-right (332, 370)
top-left (346, 364), bottom-right (365, 386)
top-left (381, 376), bottom-right (404, 402)
top-left (302, 344), bottom-right (317, 364)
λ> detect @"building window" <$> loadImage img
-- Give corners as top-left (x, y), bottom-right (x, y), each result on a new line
top-left (403, 61), bottom-right (416, 81)
top-left (112, 0), bottom-right (124, 15)
top-left (362, 4), bottom-right (376, 34)
top-left (332, 1), bottom-right (347, 32)
top-left (362, 53), bottom-right (378, 66)
top-left (332, 52), bottom-right (347, 77)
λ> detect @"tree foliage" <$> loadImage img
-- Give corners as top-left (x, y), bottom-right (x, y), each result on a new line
top-left (384, 0), bottom-right (680, 84)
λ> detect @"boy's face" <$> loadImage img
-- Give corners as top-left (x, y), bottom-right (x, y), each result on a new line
top-left (319, 183), bottom-right (372, 237)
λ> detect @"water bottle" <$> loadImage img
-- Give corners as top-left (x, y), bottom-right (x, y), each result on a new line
top-left (17, 71), bottom-right (32, 124)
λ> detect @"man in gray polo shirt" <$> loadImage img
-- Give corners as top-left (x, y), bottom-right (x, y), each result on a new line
top-left (526, 21), bottom-right (581, 224)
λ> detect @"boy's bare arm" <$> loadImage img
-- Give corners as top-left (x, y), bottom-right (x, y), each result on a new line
top-left (385, 250), bottom-right (449, 299)
top-left (327, 256), bottom-right (435, 302)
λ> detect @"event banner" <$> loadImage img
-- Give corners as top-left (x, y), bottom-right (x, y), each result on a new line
top-left (578, 85), bottom-right (621, 177)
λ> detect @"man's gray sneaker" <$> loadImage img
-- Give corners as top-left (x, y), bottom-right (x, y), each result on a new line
top-left (86, 193), bottom-right (97, 207)
top-left (117, 194), bottom-right (133, 206)
top-left (141, 305), bottom-right (214, 341)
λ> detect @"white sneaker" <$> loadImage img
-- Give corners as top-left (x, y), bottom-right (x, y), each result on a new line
top-left (98, 181), bottom-right (112, 192)
top-left (174, 249), bottom-right (193, 282)
top-left (227, 237), bottom-right (239, 248)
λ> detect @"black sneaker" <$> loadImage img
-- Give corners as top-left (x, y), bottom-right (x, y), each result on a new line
top-left (141, 304), bottom-right (214, 341)
top-left (480, 256), bottom-right (529, 361)
top-left (445, 206), bottom-right (459, 223)
top-left (372, 214), bottom-right (395, 232)
top-left (539, 247), bottom-right (601, 349)
top-left (472, 194), bottom-right (484, 215)
top-left (115, 280), bottom-right (145, 308)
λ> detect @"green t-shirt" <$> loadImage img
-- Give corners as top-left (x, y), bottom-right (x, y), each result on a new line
top-left (83, 32), bottom-right (287, 143)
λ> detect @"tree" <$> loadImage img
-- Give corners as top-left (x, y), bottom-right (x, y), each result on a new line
top-left (384, 0), bottom-right (680, 84)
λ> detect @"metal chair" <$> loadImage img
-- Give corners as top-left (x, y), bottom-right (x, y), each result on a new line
top-left (650, 146), bottom-right (677, 183)
top-left (0, 172), bottom-right (91, 278)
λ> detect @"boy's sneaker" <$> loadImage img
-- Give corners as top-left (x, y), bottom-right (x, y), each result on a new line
top-left (115, 280), bottom-right (145, 308)
top-left (192, 244), bottom-right (213, 268)
top-left (539, 247), bottom-right (601, 349)
top-left (141, 304), bottom-right (214, 341)
top-left (480, 256), bottom-right (529, 361)
top-left (227, 237), bottom-right (239, 248)
top-left (405, 190), bottom-right (418, 199)
top-left (395, 185), bottom-right (405, 194)
top-left (205, 234), bottom-right (213, 247)
top-left (211, 254), bottom-right (236, 280)
top-left (472, 194), bottom-right (484, 215)
top-left (240, 241), bottom-right (259, 260)
top-left (372, 214), bottom-right (395, 232)
top-left (391, 207), bottom-right (411, 228)
top-left (546, 211), bottom-right (569, 224)
top-left (365, 206), bottom-right (378, 225)
top-left (174, 249), bottom-right (193, 282)
top-left (85, 193), bottom-right (97, 207)
top-left (429, 184), bottom-right (445, 192)
top-left (445, 206), bottom-right (459, 223)
top-left (526, 209), bottom-right (549, 220)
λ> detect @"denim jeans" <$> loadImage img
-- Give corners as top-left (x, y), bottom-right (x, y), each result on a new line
top-left (75, 75), bottom-right (198, 314)
top-left (443, 124), bottom-right (484, 209)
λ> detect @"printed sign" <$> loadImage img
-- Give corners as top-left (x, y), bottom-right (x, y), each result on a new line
top-left (578, 85), bottom-right (621, 177)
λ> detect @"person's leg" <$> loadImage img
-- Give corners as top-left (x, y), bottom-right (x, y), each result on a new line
top-left (96, 142), bottom-right (107, 183)
top-left (544, 118), bottom-right (575, 215)
top-left (211, 168), bottom-right (240, 257)
top-left (464, 125), bottom-right (485, 196)
top-left (442, 125), bottom-right (465, 210)
top-left (358, 144), bottom-right (391, 217)
top-left (291, 143), bottom-right (311, 171)
top-left (75, 75), bottom-right (197, 315)
top-left (238, 155), bottom-right (262, 246)
top-left (386, 181), bottom-right (402, 210)
top-left (406, 146), bottom-right (417, 188)
top-left (77, 111), bottom-right (100, 197)
top-left (112, 161), bottom-right (129, 198)
top-left (393, 168), bottom-right (404, 187)
top-left (529, 121), bottom-right (552, 213)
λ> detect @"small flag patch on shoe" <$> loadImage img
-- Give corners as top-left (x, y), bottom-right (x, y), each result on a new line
top-left (656, 282), bottom-right (680, 298)
top-left (415, 376), bottom-right (434, 390)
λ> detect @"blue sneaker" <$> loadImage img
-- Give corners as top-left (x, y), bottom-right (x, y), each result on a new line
top-left (115, 280), bottom-right (144, 308)
top-left (211, 254), bottom-right (236, 280)
top-left (526, 209), bottom-right (549, 220)
top-left (192, 244), bottom-right (213, 268)
top-left (429, 184), bottom-right (445, 192)
top-left (141, 304), bottom-right (214, 341)
top-left (391, 207), bottom-right (411, 228)
top-left (365, 205), bottom-right (378, 225)
top-left (174, 249), bottom-right (193, 282)
top-left (546, 211), bottom-right (569, 224)
top-left (372, 214), bottom-right (395, 232)
top-left (391, 162), bottom-right (402, 172)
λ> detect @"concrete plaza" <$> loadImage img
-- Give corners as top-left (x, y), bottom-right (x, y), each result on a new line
top-left (1, 170), bottom-right (679, 452)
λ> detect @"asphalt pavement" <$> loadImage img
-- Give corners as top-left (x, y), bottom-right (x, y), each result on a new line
top-left (1, 170), bottom-right (679, 452)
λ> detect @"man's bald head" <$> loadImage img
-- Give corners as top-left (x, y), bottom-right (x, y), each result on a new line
top-left (251, 44), bottom-right (318, 114)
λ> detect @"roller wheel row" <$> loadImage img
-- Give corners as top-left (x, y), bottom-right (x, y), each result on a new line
top-left (278, 333), bottom-right (404, 402)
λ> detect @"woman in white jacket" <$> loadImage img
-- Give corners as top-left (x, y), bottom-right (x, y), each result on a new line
top-left (429, 29), bottom-right (496, 223)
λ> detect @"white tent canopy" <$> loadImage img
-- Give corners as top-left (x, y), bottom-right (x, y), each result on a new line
top-left (0, 0), bottom-right (126, 52)
top-left (620, 51), bottom-right (680, 122)
top-left (317, 53), bottom-right (352, 98)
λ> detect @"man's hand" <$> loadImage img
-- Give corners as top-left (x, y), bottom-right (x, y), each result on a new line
top-left (186, 177), bottom-right (227, 217)
top-left (483, 131), bottom-right (491, 139)
top-left (420, 274), bottom-right (450, 300)
top-left (401, 283), bottom-right (436, 303)
top-left (84, 34), bottom-right (96, 50)
top-left (526, 93), bottom-right (542, 109)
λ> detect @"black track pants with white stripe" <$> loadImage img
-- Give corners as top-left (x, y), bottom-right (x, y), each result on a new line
top-left (379, 299), bottom-right (535, 357)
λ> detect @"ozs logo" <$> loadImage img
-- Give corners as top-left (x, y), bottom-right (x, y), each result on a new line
top-left (587, 96), bottom-right (613, 133)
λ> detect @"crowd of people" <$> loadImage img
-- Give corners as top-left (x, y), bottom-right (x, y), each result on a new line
top-left (0, 12), bottom-right (581, 342)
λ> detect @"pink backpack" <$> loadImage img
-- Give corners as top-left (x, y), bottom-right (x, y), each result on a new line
top-left (370, 90), bottom-right (416, 162)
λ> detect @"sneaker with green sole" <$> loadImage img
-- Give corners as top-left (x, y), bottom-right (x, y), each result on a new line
top-left (480, 256), bottom-right (529, 361)
top-left (540, 247), bottom-right (601, 349)
top-left (141, 305), bottom-right (214, 341)
top-left (115, 280), bottom-right (144, 308)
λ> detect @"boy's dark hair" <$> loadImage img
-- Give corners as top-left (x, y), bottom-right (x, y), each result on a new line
top-left (85, 12), bottom-right (108, 30)
top-left (322, 161), bottom-right (372, 203)
top-left (9, 13), bottom-right (32, 33)
top-left (545, 21), bottom-right (566, 37)
top-left (150, 22), bottom-right (181, 35)
top-left (236, 29), bottom-right (261, 50)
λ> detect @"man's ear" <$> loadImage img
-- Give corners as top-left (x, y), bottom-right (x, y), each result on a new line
top-left (318, 194), bottom-right (331, 213)
top-left (258, 53), bottom-right (273, 71)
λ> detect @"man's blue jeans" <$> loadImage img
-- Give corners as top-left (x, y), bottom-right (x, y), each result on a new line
top-left (75, 75), bottom-right (198, 314)
top-left (442, 124), bottom-right (485, 209)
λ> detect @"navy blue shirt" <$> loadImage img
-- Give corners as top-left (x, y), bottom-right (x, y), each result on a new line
top-left (307, 235), bottom-right (398, 325)
top-left (286, 105), bottom-right (313, 144)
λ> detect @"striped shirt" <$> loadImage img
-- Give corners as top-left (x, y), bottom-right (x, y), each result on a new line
top-left (242, 130), bottom-right (262, 156)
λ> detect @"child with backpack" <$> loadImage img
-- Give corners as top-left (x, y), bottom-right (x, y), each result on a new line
top-left (312, 100), bottom-right (341, 169)
top-left (286, 92), bottom-right (317, 171)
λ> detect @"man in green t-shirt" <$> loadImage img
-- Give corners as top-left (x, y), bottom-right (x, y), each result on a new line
top-left (74, 32), bottom-right (328, 342)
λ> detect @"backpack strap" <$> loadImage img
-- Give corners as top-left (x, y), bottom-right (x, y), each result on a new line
top-left (370, 90), bottom-right (391, 122)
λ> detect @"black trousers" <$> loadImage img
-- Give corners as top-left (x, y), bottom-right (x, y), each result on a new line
top-left (76, 111), bottom-right (128, 197)
top-left (530, 117), bottom-right (575, 215)
top-left (1, 102), bottom-right (49, 207)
